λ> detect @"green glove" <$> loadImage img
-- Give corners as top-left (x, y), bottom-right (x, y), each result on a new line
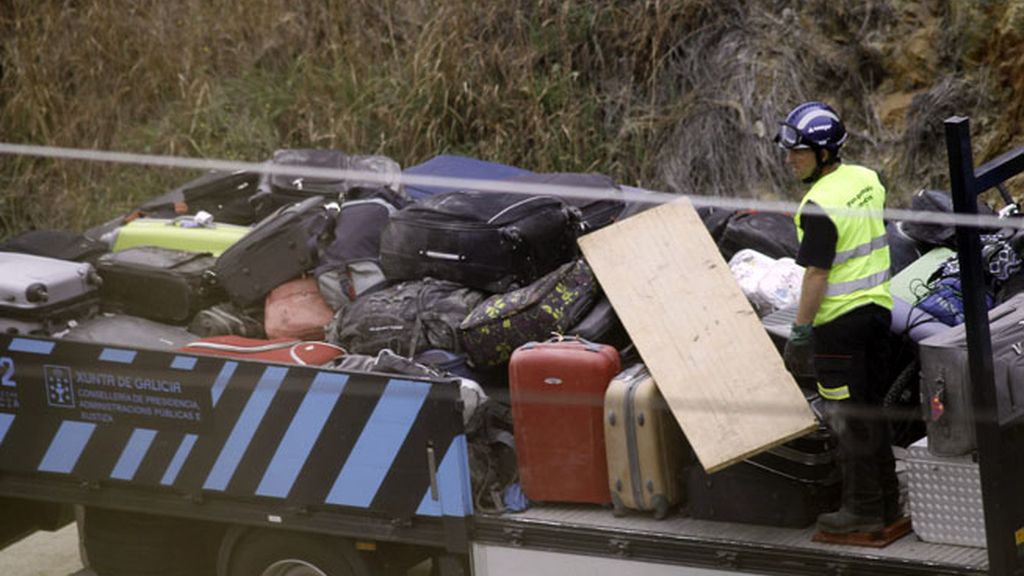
top-left (783, 323), bottom-right (815, 377)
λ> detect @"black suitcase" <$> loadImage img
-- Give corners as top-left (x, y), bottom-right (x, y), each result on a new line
top-left (175, 169), bottom-right (261, 225)
top-left (685, 424), bottom-right (840, 528)
top-left (96, 246), bottom-right (224, 325)
top-left (379, 191), bottom-right (581, 293)
top-left (252, 149), bottom-right (402, 219)
top-left (0, 229), bottom-right (109, 263)
top-left (212, 196), bottom-right (335, 307)
top-left (507, 172), bottom-right (625, 232)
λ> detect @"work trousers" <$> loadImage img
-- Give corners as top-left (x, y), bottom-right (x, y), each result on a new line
top-left (813, 304), bottom-right (899, 519)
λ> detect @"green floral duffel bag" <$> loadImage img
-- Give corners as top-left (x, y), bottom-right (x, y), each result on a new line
top-left (459, 259), bottom-right (599, 368)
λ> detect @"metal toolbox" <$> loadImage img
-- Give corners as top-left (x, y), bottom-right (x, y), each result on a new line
top-left (906, 437), bottom-right (986, 547)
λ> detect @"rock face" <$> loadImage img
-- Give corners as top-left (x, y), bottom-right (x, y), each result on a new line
top-left (658, 0), bottom-right (1024, 206)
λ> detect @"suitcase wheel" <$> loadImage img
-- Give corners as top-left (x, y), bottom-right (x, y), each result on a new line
top-left (652, 496), bottom-right (670, 520)
top-left (610, 493), bottom-right (628, 518)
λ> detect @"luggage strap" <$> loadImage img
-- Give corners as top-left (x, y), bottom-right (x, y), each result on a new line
top-left (183, 340), bottom-right (346, 365)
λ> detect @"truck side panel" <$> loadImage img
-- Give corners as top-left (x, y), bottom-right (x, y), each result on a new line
top-left (0, 335), bottom-right (471, 550)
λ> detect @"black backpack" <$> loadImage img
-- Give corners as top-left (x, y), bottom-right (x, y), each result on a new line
top-left (328, 277), bottom-right (485, 356)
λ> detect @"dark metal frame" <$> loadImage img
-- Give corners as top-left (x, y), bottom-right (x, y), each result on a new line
top-left (945, 116), bottom-right (1024, 576)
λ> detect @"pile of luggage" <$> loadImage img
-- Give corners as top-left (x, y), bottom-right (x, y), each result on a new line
top-left (4, 149), bottom-right (1019, 532)
top-left (0, 150), bottom-right (647, 511)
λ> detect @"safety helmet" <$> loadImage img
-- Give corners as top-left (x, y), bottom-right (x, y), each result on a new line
top-left (775, 101), bottom-right (848, 153)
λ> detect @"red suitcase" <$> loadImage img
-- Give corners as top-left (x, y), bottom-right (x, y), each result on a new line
top-left (509, 337), bottom-right (621, 504)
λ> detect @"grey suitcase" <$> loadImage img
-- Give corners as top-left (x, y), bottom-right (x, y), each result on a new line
top-left (63, 314), bottom-right (199, 350)
top-left (0, 252), bottom-right (102, 335)
top-left (918, 292), bottom-right (1024, 456)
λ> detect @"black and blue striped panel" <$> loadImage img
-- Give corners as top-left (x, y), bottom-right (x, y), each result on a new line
top-left (0, 335), bottom-right (472, 521)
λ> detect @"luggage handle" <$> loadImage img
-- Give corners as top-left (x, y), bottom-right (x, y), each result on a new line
top-left (543, 333), bottom-right (603, 353)
top-left (169, 211), bottom-right (216, 228)
top-left (486, 195), bottom-right (559, 225)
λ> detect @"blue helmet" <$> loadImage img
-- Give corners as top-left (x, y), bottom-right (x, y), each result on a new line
top-left (775, 101), bottom-right (848, 153)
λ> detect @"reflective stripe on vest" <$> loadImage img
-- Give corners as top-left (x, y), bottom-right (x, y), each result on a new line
top-left (795, 164), bottom-right (892, 325)
top-left (832, 233), bottom-right (888, 266)
top-left (825, 270), bottom-right (892, 297)
top-left (818, 382), bottom-right (850, 401)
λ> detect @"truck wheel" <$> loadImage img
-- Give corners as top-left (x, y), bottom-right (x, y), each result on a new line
top-left (228, 529), bottom-right (369, 576)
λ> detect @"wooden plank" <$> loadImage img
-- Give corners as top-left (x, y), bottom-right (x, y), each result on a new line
top-left (578, 199), bottom-right (815, 473)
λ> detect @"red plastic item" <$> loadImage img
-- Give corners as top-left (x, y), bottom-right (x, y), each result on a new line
top-left (179, 336), bottom-right (345, 366)
top-left (264, 277), bottom-right (335, 341)
top-left (509, 338), bottom-right (621, 504)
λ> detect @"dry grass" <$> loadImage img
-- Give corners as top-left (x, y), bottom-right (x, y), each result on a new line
top-left (0, 0), bottom-right (1021, 237)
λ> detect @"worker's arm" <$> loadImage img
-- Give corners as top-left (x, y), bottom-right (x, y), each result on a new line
top-left (795, 266), bottom-right (829, 326)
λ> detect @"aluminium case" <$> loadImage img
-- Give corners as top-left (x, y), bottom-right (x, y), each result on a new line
top-left (917, 292), bottom-right (1024, 456)
top-left (906, 437), bottom-right (985, 547)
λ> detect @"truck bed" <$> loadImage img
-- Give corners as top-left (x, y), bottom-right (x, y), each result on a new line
top-left (473, 503), bottom-right (988, 576)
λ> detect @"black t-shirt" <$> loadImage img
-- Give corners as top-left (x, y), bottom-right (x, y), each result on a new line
top-left (795, 201), bottom-right (838, 269)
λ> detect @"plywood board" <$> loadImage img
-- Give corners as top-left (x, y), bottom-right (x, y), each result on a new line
top-left (579, 199), bottom-right (815, 473)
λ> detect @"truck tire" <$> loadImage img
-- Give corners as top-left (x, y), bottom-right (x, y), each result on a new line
top-left (227, 529), bottom-right (370, 576)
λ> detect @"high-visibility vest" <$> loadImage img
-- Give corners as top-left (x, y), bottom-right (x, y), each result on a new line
top-left (795, 163), bottom-right (893, 327)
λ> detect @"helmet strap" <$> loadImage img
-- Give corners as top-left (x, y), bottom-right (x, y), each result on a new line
top-left (801, 147), bottom-right (839, 184)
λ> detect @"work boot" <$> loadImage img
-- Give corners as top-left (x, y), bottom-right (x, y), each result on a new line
top-left (816, 507), bottom-right (884, 534)
top-left (883, 497), bottom-right (903, 526)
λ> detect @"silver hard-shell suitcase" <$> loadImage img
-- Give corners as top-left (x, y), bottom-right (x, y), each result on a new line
top-left (918, 292), bottom-right (1024, 456)
top-left (0, 252), bottom-right (102, 335)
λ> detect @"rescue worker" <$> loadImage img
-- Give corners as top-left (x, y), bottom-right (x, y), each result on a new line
top-left (777, 101), bottom-right (900, 534)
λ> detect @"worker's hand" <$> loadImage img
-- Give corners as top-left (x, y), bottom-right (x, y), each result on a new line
top-left (783, 323), bottom-right (815, 377)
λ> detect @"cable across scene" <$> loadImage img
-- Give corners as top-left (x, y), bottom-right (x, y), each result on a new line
top-left (0, 142), bottom-right (1019, 232)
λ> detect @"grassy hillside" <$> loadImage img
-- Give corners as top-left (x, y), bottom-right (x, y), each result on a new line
top-left (1, 0), bottom-right (1022, 238)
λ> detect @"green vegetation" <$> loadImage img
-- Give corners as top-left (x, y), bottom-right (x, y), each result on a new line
top-left (1, 1), bottom-right (1021, 238)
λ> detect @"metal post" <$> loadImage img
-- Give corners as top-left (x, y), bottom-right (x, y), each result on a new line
top-left (944, 116), bottom-right (1022, 575)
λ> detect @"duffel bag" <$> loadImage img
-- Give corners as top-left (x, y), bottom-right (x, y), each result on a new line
top-left (379, 191), bottom-right (581, 293)
top-left (328, 277), bottom-right (485, 357)
top-left (717, 210), bottom-right (799, 262)
top-left (0, 229), bottom-right (109, 263)
top-left (314, 194), bottom-right (398, 309)
top-left (264, 277), bottom-right (335, 341)
top-left (459, 259), bottom-right (599, 368)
